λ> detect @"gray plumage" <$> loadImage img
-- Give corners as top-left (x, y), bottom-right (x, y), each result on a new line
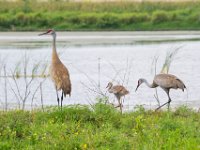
top-left (135, 73), bottom-right (186, 110)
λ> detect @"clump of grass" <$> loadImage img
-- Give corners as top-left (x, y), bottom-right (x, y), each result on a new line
top-left (0, 103), bottom-right (200, 149)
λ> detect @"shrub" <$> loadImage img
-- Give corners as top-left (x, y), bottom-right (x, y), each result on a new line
top-left (80, 14), bottom-right (98, 25)
top-left (188, 13), bottom-right (200, 23)
top-left (97, 13), bottom-right (119, 29)
top-left (0, 15), bottom-right (11, 27)
top-left (152, 10), bottom-right (170, 24)
top-left (120, 13), bottom-right (150, 24)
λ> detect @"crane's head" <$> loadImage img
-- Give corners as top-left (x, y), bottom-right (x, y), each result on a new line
top-left (38, 29), bottom-right (56, 36)
top-left (135, 79), bottom-right (144, 92)
top-left (106, 82), bottom-right (113, 88)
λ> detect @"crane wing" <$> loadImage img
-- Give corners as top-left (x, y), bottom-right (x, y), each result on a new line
top-left (50, 62), bottom-right (71, 96)
top-left (154, 74), bottom-right (186, 91)
top-left (112, 85), bottom-right (129, 95)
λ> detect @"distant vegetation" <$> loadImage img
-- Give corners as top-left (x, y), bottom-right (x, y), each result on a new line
top-left (0, 102), bottom-right (200, 149)
top-left (0, 1), bottom-right (200, 31)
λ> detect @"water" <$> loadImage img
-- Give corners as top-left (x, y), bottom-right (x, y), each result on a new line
top-left (0, 31), bottom-right (200, 110)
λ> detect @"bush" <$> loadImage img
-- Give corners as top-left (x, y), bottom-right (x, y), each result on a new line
top-left (80, 14), bottom-right (98, 25)
top-left (97, 13), bottom-right (119, 29)
top-left (0, 15), bottom-right (11, 27)
top-left (1, 1), bottom-right (200, 30)
top-left (152, 10), bottom-right (170, 24)
top-left (188, 12), bottom-right (200, 23)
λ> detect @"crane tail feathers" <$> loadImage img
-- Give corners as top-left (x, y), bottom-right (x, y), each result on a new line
top-left (183, 84), bottom-right (187, 92)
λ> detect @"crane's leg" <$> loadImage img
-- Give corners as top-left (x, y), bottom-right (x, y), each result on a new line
top-left (167, 94), bottom-right (172, 110)
top-left (115, 95), bottom-right (120, 108)
top-left (56, 89), bottom-right (60, 108)
top-left (155, 101), bottom-right (168, 111)
top-left (61, 91), bottom-right (64, 110)
top-left (156, 98), bottom-right (171, 111)
top-left (114, 96), bottom-right (123, 114)
top-left (155, 90), bottom-right (171, 111)
top-left (119, 97), bottom-right (122, 114)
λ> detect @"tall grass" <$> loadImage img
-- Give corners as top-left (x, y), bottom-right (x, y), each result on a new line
top-left (0, 103), bottom-right (200, 149)
top-left (1, 1), bottom-right (200, 31)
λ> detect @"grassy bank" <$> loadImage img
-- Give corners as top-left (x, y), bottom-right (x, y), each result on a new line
top-left (0, 103), bottom-right (200, 149)
top-left (0, 1), bottom-right (200, 31)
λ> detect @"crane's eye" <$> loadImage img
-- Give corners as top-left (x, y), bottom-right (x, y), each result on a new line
top-left (47, 29), bottom-right (52, 33)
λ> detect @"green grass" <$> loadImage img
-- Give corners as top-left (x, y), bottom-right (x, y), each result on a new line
top-left (1, 1), bottom-right (200, 31)
top-left (0, 102), bottom-right (200, 149)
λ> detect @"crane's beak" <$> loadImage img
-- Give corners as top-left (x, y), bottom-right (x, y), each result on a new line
top-left (135, 84), bottom-right (139, 92)
top-left (38, 32), bottom-right (48, 36)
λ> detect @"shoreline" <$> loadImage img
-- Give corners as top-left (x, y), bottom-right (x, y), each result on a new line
top-left (1, 31), bottom-right (200, 48)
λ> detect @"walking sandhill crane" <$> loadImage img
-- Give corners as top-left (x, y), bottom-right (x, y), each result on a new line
top-left (135, 73), bottom-right (186, 110)
top-left (106, 82), bottom-right (129, 113)
top-left (39, 29), bottom-right (71, 110)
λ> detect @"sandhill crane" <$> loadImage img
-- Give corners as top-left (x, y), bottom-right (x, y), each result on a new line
top-left (135, 73), bottom-right (186, 110)
top-left (39, 29), bottom-right (71, 110)
top-left (106, 82), bottom-right (129, 113)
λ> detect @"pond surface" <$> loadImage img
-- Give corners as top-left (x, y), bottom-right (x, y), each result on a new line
top-left (0, 31), bottom-right (200, 110)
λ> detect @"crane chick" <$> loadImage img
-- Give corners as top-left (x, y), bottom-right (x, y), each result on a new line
top-left (106, 82), bottom-right (129, 112)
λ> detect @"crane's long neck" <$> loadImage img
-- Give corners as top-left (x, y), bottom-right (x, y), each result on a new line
top-left (142, 79), bottom-right (156, 88)
top-left (52, 34), bottom-right (56, 51)
top-left (52, 34), bottom-right (61, 64)
top-left (108, 85), bottom-right (112, 91)
top-left (107, 83), bottom-right (113, 93)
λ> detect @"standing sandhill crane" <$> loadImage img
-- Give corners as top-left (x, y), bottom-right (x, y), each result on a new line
top-left (106, 82), bottom-right (129, 113)
top-left (135, 73), bottom-right (186, 110)
top-left (39, 29), bottom-right (71, 109)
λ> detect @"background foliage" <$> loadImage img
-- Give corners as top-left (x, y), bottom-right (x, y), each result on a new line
top-left (0, 1), bottom-right (200, 31)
